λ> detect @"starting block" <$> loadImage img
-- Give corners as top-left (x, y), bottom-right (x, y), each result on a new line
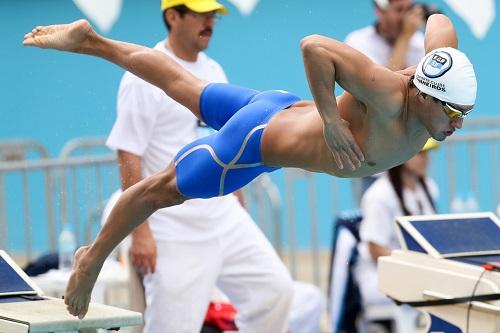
top-left (379, 212), bottom-right (500, 333)
top-left (0, 250), bottom-right (142, 332)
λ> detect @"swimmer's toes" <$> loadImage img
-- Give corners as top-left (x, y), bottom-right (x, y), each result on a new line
top-left (78, 306), bottom-right (89, 320)
top-left (66, 304), bottom-right (75, 316)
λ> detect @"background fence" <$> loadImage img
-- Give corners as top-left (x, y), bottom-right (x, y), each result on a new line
top-left (1, 119), bottom-right (499, 291)
top-left (0, 138), bottom-right (119, 262)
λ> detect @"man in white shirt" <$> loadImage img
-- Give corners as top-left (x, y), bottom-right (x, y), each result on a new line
top-left (345, 0), bottom-right (425, 71)
top-left (106, 1), bottom-right (293, 332)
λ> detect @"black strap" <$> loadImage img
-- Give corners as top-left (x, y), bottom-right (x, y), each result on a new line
top-left (392, 293), bottom-right (500, 307)
top-left (418, 177), bottom-right (437, 213)
top-left (20, 294), bottom-right (46, 301)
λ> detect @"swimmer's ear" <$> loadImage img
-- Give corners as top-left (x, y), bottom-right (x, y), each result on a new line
top-left (416, 90), bottom-right (427, 104)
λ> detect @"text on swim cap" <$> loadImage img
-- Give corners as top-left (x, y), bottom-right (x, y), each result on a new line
top-left (415, 74), bottom-right (446, 92)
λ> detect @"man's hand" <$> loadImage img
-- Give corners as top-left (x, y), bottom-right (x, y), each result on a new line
top-left (402, 5), bottom-right (425, 37)
top-left (323, 119), bottom-right (364, 170)
top-left (388, 5), bottom-right (425, 70)
top-left (130, 224), bottom-right (157, 275)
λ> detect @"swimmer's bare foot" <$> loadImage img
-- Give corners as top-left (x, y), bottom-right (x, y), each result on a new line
top-left (64, 245), bottom-right (101, 319)
top-left (23, 19), bottom-right (95, 53)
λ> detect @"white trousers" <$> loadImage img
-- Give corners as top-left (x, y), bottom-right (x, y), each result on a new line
top-left (354, 258), bottom-right (419, 333)
top-left (142, 214), bottom-right (294, 333)
top-left (289, 281), bottom-right (326, 333)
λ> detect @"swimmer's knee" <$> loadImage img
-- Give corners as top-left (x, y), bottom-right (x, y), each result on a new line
top-left (144, 164), bottom-right (186, 209)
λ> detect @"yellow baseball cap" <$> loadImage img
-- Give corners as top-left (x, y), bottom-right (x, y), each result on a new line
top-left (161, 0), bottom-right (228, 15)
top-left (422, 138), bottom-right (440, 152)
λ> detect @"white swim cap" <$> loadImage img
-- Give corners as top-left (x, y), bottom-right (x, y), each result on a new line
top-left (413, 47), bottom-right (477, 106)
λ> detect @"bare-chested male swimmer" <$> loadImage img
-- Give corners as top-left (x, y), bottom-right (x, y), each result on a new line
top-left (23, 13), bottom-right (476, 318)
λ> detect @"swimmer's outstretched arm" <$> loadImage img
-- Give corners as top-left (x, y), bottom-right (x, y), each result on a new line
top-left (301, 35), bottom-right (362, 171)
top-left (423, 14), bottom-right (458, 53)
top-left (300, 35), bottom-right (400, 170)
top-left (23, 19), bottom-right (206, 118)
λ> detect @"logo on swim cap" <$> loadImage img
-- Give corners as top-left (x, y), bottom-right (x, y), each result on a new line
top-left (422, 50), bottom-right (453, 78)
top-left (413, 47), bottom-right (477, 105)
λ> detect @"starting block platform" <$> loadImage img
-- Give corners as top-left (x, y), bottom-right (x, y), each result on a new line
top-left (379, 212), bottom-right (500, 333)
top-left (0, 250), bottom-right (142, 333)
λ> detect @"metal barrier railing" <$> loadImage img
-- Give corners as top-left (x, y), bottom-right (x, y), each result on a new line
top-left (1, 124), bottom-right (499, 285)
top-left (59, 137), bottom-right (109, 159)
top-left (0, 140), bottom-right (50, 161)
top-left (462, 117), bottom-right (500, 130)
top-left (0, 137), bottom-right (282, 264)
top-left (58, 137), bottom-right (112, 251)
top-left (284, 169), bottom-right (321, 286)
top-left (280, 169), bottom-right (354, 289)
top-left (243, 174), bottom-right (283, 255)
top-left (276, 128), bottom-right (500, 290)
top-left (439, 131), bottom-right (500, 213)
top-left (0, 140), bottom-right (52, 259)
top-left (0, 138), bottom-right (119, 261)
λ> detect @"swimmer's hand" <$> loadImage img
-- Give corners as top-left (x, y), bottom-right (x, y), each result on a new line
top-left (323, 119), bottom-right (364, 170)
top-left (23, 19), bottom-right (94, 53)
top-left (64, 245), bottom-right (100, 319)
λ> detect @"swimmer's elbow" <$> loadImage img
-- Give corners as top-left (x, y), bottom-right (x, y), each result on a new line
top-left (300, 35), bottom-right (341, 59)
top-left (301, 35), bottom-right (327, 52)
top-left (301, 35), bottom-right (322, 46)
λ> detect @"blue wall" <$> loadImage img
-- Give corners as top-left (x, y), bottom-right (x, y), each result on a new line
top-left (1, 1), bottom-right (498, 252)
top-left (3, 0), bottom-right (497, 153)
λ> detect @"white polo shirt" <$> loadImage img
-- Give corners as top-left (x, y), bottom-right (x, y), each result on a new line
top-left (345, 25), bottom-right (425, 68)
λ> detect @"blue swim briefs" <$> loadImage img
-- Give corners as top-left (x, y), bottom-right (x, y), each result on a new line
top-left (174, 83), bottom-right (301, 198)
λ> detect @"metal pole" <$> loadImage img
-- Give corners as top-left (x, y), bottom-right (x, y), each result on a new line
top-left (446, 144), bottom-right (456, 211)
top-left (0, 174), bottom-right (8, 251)
top-left (22, 170), bottom-right (32, 261)
top-left (45, 168), bottom-right (56, 251)
top-left (468, 143), bottom-right (478, 200)
top-left (307, 174), bottom-right (320, 287)
top-left (85, 166), bottom-right (92, 241)
top-left (59, 166), bottom-right (68, 229)
top-left (95, 165), bottom-right (103, 214)
top-left (285, 170), bottom-right (297, 279)
top-left (72, 167), bottom-right (80, 246)
top-left (260, 175), bottom-right (283, 257)
top-left (493, 142), bottom-right (498, 208)
top-left (256, 181), bottom-right (267, 235)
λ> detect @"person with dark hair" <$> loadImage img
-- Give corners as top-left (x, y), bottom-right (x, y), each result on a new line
top-left (22, 13), bottom-right (476, 320)
top-left (105, 0), bottom-right (293, 332)
top-left (354, 138), bottom-right (439, 332)
top-left (346, 0), bottom-right (426, 72)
